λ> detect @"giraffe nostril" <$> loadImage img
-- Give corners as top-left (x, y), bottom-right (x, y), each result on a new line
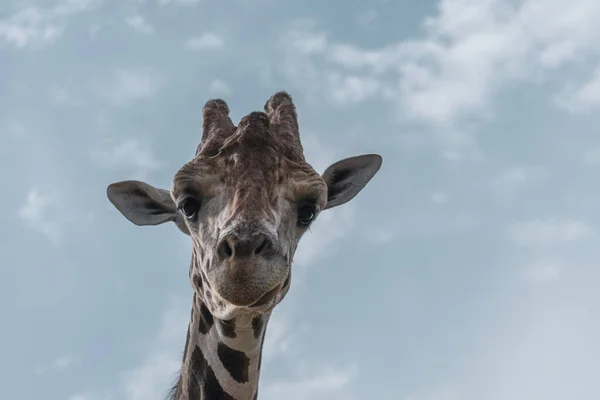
top-left (218, 238), bottom-right (234, 260)
top-left (217, 233), bottom-right (275, 261)
top-left (254, 236), bottom-right (267, 255)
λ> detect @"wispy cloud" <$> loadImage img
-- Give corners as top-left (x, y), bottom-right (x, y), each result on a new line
top-left (185, 32), bottom-right (224, 50)
top-left (261, 317), bottom-right (358, 400)
top-left (357, 9), bottom-right (378, 28)
top-left (295, 204), bottom-right (355, 267)
top-left (122, 352), bottom-right (181, 400)
top-left (103, 294), bottom-right (185, 400)
top-left (97, 68), bottom-right (165, 107)
top-left (209, 79), bottom-right (232, 95)
top-left (509, 218), bottom-right (593, 248)
top-left (88, 22), bottom-right (100, 36)
top-left (274, 0), bottom-right (600, 128)
top-left (262, 364), bottom-right (359, 400)
top-left (0, 0), bottom-right (98, 49)
top-left (491, 166), bottom-right (550, 203)
top-left (556, 64), bottom-right (600, 113)
top-left (521, 259), bottom-right (563, 282)
top-left (261, 317), bottom-right (296, 362)
top-left (49, 86), bottom-right (85, 108)
top-left (53, 355), bottom-right (79, 369)
top-left (36, 354), bottom-right (81, 375)
top-left (407, 273), bottom-right (600, 400)
top-left (327, 72), bottom-right (382, 105)
top-left (126, 15), bottom-right (154, 35)
top-left (509, 218), bottom-right (591, 284)
top-left (18, 190), bottom-right (63, 245)
top-left (91, 137), bottom-right (165, 179)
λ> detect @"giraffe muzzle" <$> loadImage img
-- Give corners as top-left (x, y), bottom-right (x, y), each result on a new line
top-left (247, 284), bottom-right (281, 308)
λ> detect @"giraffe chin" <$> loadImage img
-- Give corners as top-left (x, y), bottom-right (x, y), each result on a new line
top-left (207, 256), bottom-right (290, 309)
top-left (222, 270), bottom-right (291, 317)
top-left (247, 285), bottom-right (281, 308)
top-left (211, 285), bottom-right (282, 319)
top-left (217, 282), bottom-right (282, 311)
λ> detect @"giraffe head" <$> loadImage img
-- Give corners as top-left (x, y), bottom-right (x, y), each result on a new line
top-left (107, 92), bottom-right (382, 320)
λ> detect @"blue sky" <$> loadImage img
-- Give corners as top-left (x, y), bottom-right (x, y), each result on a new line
top-left (2, 0), bottom-right (600, 399)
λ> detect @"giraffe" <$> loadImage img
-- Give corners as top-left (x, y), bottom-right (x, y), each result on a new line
top-left (106, 92), bottom-right (382, 400)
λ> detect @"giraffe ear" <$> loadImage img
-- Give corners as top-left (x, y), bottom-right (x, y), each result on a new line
top-left (106, 180), bottom-right (190, 235)
top-left (321, 154), bottom-right (382, 210)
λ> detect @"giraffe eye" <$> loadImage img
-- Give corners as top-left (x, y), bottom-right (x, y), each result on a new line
top-left (297, 205), bottom-right (316, 226)
top-left (178, 197), bottom-right (201, 220)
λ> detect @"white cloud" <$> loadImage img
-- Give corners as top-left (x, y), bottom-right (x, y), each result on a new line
top-left (370, 211), bottom-right (479, 242)
top-left (294, 204), bottom-right (354, 267)
top-left (0, 0), bottom-right (97, 49)
top-left (185, 33), bottom-right (224, 51)
top-left (275, 0), bottom-right (600, 127)
top-left (286, 23), bottom-right (328, 55)
top-left (357, 10), bottom-right (378, 28)
top-left (126, 15), bottom-right (154, 35)
top-left (327, 72), bottom-right (381, 105)
top-left (209, 79), bottom-right (232, 95)
top-left (301, 134), bottom-right (337, 175)
top-left (88, 22), bottom-right (100, 36)
top-left (406, 276), bottom-right (600, 400)
top-left (98, 68), bottom-right (165, 107)
top-left (521, 259), bottom-right (562, 282)
top-left (35, 354), bottom-right (80, 375)
top-left (369, 229), bottom-right (397, 245)
top-left (123, 352), bottom-right (181, 400)
top-left (274, 20), bottom-right (332, 103)
top-left (91, 138), bottom-right (165, 179)
top-left (390, 0), bottom-right (600, 124)
top-left (68, 295), bottom-right (188, 400)
top-left (118, 296), bottom-right (188, 400)
top-left (18, 190), bottom-right (62, 245)
top-left (261, 317), bottom-right (294, 361)
top-left (490, 165), bottom-right (550, 204)
top-left (53, 355), bottom-right (79, 369)
top-left (261, 317), bottom-right (357, 400)
top-left (509, 218), bottom-right (592, 248)
top-left (262, 315), bottom-right (312, 364)
top-left (50, 86), bottom-right (83, 107)
top-left (555, 64), bottom-right (600, 113)
top-left (0, 8), bottom-right (63, 48)
top-left (261, 364), bottom-right (359, 400)
top-left (493, 166), bottom-right (546, 187)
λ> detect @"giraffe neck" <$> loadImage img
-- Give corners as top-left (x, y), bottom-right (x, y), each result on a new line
top-left (170, 295), bottom-right (270, 400)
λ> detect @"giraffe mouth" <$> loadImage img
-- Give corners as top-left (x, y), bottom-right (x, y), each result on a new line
top-left (248, 284), bottom-right (281, 308)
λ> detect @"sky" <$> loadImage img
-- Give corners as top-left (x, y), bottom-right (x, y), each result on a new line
top-left (2, 0), bottom-right (600, 399)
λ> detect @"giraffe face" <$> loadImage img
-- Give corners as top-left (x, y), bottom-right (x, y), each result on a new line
top-left (106, 92), bottom-right (383, 320)
top-left (171, 145), bottom-right (327, 319)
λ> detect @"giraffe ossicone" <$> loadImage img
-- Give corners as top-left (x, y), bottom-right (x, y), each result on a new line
top-left (106, 91), bottom-right (382, 399)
